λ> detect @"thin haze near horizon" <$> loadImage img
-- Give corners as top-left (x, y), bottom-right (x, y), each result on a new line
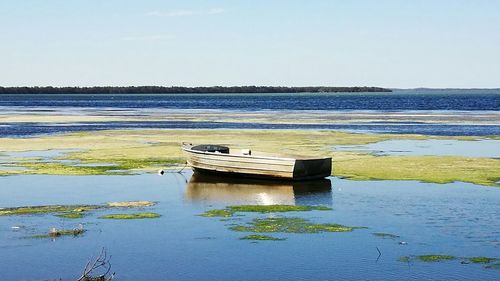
top-left (1, 0), bottom-right (499, 88)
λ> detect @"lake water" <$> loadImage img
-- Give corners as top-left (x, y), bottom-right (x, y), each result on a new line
top-left (0, 90), bottom-right (499, 280)
top-left (0, 173), bottom-right (499, 281)
top-left (0, 90), bottom-right (499, 137)
top-left (333, 139), bottom-right (500, 158)
top-left (1, 90), bottom-right (499, 110)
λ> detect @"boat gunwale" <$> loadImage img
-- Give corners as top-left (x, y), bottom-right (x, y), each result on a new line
top-left (182, 146), bottom-right (296, 161)
top-left (182, 145), bottom-right (331, 162)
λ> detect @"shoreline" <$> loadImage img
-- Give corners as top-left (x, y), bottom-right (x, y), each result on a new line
top-left (0, 86), bottom-right (392, 95)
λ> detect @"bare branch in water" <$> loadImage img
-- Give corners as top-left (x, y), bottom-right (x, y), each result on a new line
top-left (77, 248), bottom-right (115, 281)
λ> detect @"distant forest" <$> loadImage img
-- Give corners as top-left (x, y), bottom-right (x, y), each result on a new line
top-left (0, 86), bottom-right (391, 94)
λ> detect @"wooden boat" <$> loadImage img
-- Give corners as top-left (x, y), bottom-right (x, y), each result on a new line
top-left (181, 143), bottom-right (332, 180)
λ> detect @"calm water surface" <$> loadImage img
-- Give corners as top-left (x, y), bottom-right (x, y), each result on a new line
top-left (333, 139), bottom-right (500, 158)
top-left (1, 90), bottom-right (499, 110)
top-left (1, 90), bottom-right (499, 137)
top-left (0, 173), bottom-right (498, 281)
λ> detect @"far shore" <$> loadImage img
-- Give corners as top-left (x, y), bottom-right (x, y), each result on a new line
top-left (0, 86), bottom-right (392, 95)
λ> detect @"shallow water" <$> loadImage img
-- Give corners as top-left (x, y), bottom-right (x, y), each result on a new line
top-left (333, 139), bottom-right (500, 158)
top-left (0, 173), bottom-right (498, 281)
top-left (2, 120), bottom-right (499, 137)
top-left (1, 90), bottom-right (499, 137)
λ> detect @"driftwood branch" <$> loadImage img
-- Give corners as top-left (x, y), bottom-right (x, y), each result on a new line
top-left (77, 248), bottom-right (115, 281)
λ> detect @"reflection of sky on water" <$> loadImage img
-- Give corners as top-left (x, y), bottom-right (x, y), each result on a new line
top-left (0, 173), bottom-right (499, 280)
top-left (334, 139), bottom-right (500, 158)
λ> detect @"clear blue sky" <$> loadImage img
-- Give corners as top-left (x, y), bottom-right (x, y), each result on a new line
top-left (1, 0), bottom-right (499, 88)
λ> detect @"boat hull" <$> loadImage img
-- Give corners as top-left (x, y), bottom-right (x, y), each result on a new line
top-left (182, 146), bottom-right (331, 180)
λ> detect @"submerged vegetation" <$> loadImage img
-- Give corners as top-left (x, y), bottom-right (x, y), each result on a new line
top-left (56, 212), bottom-right (85, 219)
top-left (0, 201), bottom-right (156, 218)
top-left (99, 213), bottom-right (161, 219)
top-left (239, 234), bottom-right (286, 241)
top-left (200, 209), bottom-right (234, 217)
top-left (229, 217), bottom-right (356, 234)
top-left (372, 232), bottom-right (400, 239)
top-left (31, 227), bottom-right (86, 239)
top-left (200, 205), bottom-right (358, 240)
top-left (417, 255), bottom-right (456, 262)
top-left (0, 129), bottom-right (498, 186)
top-left (399, 255), bottom-right (499, 269)
top-left (468, 256), bottom-right (496, 264)
top-left (200, 204), bottom-right (332, 217)
top-left (228, 205), bottom-right (332, 213)
top-left (0, 204), bottom-right (100, 216)
top-left (107, 201), bottom-right (156, 208)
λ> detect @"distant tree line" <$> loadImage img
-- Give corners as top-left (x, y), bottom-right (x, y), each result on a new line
top-left (0, 86), bottom-right (391, 94)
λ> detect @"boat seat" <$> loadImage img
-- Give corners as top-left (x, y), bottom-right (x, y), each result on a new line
top-left (191, 144), bottom-right (230, 154)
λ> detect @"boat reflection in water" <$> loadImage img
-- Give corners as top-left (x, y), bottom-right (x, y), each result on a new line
top-left (185, 173), bottom-right (332, 206)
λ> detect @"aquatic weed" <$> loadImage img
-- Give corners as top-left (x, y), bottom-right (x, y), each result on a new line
top-left (229, 217), bottom-right (356, 234)
top-left (199, 209), bottom-right (233, 217)
top-left (30, 227), bottom-right (86, 239)
top-left (239, 235), bottom-right (286, 241)
top-left (98, 213), bottom-right (161, 219)
top-left (468, 257), bottom-right (497, 264)
top-left (0, 204), bottom-right (101, 216)
top-left (56, 212), bottom-right (84, 219)
top-left (228, 205), bottom-right (332, 213)
top-left (372, 232), bottom-right (400, 239)
top-left (417, 255), bottom-right (456, 262)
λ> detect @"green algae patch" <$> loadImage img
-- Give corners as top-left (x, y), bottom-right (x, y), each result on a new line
top-left (229, 217), bottom-right (356, 234)
top-left (228, 205), bottom-right (332, 213)
top-left (107, 201), bottom-right (156, 208)
top-left (399, 255), bottom-right (499, 268)
top-left (372, 232), bottom-right (400, 239)
top-left (0, 201), bottom-right (156, 217)
top-left (468, 257), bottom-right (497, 264)
top-left (98, 212), bottom-right (161, 219)
top-left (417, 255), bottom-right (456, 262)
top-left (0, 204), bottom-right (100, 216)
top-left (1, 128), bottom-right (498, 186)
top-left (19, 162), bottom-right (129, 176)
top-left (30, 228), bottom-right (86, 239)
top-left (334, 154), bottom-right (500, 187)
top-left (399, 256), bottom-right (410, 262)
top-left (200, 209), bottom-right (233, 217)
top-left (240, 234), bottom-right (286, 241)
top-left (200, 205), bottom-right (332, 218)
top-left (56, 212), bottom-right (84, 219)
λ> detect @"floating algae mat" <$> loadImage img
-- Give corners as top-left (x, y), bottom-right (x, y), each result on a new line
top-left (200, 204), bottom-right (332, 217)
top-left (30, 227), bottom-right (86, 239)
top-left (229, 217), bottom-right (357, 234)
top-left (55, 212), bottom-right (85, 219)
top-left (0, 204), bottom-right (101, 216)
top-left (201, 209), bottom-right (234, 217)
top-left (371, 232), bottom-right (400, 239)
top-left (417, 255), bottom-right (457, 262)
top-left (239, 234), bottom-right (286, 241)
top-left (99, 213), bottom-right (161, 219)
top-left (228, 205), bottom-right (332, 213)
top-left (0, 201), bottom-right (156, 218)
top-left (200, 205), bottom-right (357, 238)
top-left (399, 255), bottom-right (499, 269)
